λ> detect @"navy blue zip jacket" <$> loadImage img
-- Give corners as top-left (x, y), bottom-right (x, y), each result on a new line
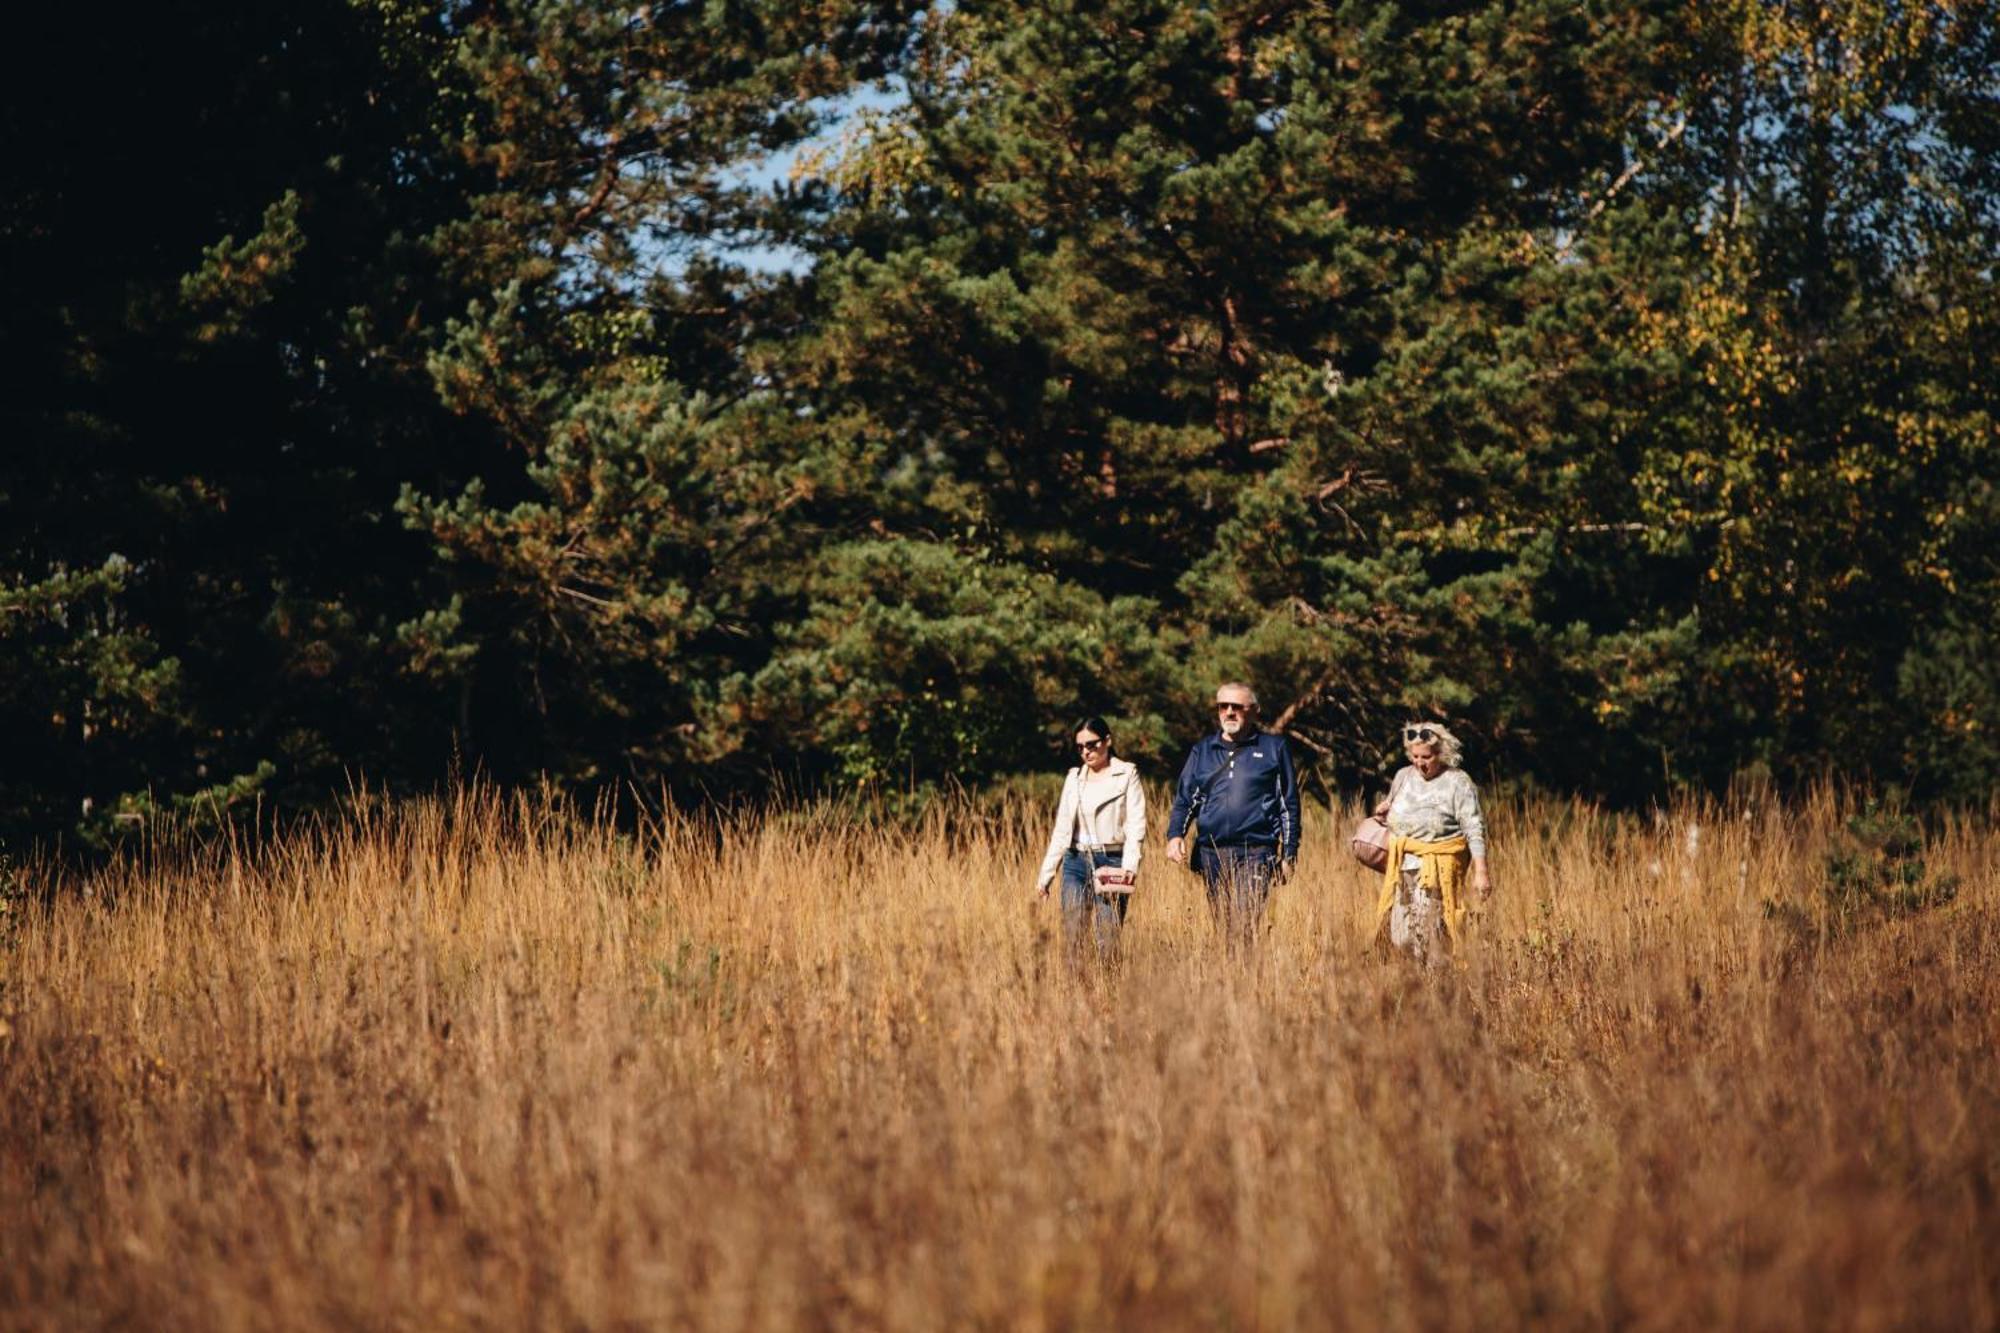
top-left (1166, 729), bottom-right (1301, 863)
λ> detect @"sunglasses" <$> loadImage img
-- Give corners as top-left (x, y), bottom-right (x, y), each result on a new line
top-left (1215, 701), bottom-right (1251, 714)
top-left (1403, 725), bottom-right (1438, 743)
top-left (1078, 737), bottom-right (1108, 753)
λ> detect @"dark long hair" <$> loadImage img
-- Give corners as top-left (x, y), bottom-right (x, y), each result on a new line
top-left (1074, 716), bottom-right (1113, 762)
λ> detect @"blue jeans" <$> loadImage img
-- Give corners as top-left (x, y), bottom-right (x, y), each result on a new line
top-left (1194, 843), bottom-right (1279, 944)
top-left (1060, 850), bottom-right (1129, 961)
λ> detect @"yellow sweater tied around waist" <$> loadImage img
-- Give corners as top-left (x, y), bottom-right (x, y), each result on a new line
top-left (1375, 833), bottom-right (1472, 945)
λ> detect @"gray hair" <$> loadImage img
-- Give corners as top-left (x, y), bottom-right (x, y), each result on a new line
top-left (1403, 721), bottom-right (1464, 768)
top-left (1215, 681), bottom-right (1259, 708)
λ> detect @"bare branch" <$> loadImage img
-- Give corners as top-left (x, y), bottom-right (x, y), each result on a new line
top-left (1269, 663), bottom-right (1337, 735)
top-left (1556, 111), bottom-right (1690, 261)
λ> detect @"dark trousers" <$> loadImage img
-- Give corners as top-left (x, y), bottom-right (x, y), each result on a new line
top-left (1194, 843), bottom-right (1278, 944)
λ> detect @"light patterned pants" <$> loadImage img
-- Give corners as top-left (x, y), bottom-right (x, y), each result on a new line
top-left (1387, 868), bottom-right (1447, 966)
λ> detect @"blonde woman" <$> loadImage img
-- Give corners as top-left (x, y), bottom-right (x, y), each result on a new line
top-left (1373, 722), bottom-right (1490, 963)
top-left (1034, 717), bottom-right (1147, 959)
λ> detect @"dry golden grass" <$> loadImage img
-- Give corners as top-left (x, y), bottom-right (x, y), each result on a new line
top-left (3, 785), bottom-right (1997, 1331)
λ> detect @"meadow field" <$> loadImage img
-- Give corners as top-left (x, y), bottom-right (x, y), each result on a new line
top-left (2, 786), bottom-right (1995, 1331)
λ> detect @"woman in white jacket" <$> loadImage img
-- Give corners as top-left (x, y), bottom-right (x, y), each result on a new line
top-left (1034, 717), bottom-right (1147, 959)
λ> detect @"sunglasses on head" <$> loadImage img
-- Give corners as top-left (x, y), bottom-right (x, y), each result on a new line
top-left (1403, 725), bottom-right (1438, 743)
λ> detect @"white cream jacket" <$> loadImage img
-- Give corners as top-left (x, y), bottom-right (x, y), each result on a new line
top-left (1034, 758), bottom-right (1148, 889)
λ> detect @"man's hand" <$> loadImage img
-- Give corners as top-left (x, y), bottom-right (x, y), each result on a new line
top-left (1470, 859), bottom-right (1493, 901)
top-left (1167, 836), bottom-right (1187, 865)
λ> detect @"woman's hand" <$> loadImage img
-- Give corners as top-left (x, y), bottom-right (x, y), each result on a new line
top-left (1032, 880), bottom-right (1051, 901)
top-left (1470, 858), bottom-right (1492, 900)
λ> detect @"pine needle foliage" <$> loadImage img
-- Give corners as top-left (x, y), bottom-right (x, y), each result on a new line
top-left (4, 0), bottom-right (1997, 846)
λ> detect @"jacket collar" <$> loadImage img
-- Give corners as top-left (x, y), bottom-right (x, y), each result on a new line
top-left (1080, 756), bottom-right (1136, 779)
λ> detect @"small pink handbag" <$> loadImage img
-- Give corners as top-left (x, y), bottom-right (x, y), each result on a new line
top-left (1093, 866), bottom-right (1138, 897)
top-left (1351, 814), bottom-right (1392, 871)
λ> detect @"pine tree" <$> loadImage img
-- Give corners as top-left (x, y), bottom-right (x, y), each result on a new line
top-left (774, 0), bottom-right (1691, 789)
top-left (4, 0), bottom-right (476, 846)
top-left (393, 0), bottom-right (921, 792)
top-left (3, 0), bottom-right (921, 842)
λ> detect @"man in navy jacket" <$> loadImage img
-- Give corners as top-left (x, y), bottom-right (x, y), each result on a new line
top-left (1166, 681), bottom-right (1301, 941)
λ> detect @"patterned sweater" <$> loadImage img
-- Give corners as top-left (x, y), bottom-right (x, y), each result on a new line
top-left (1385, 765), bottom-right (1487, 860)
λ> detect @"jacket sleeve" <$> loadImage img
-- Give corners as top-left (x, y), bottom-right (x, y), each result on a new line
top-left (1277, 739), bottom-right (1302, 864)
top-left (1166, 744), bottom-right (1201, 840)
top-left (1035, 771), bottom-right (1077, 889)
top-left (1120, 768), bottom-right (1148, 872)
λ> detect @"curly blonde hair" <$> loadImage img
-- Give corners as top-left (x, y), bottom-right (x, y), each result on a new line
top-left (1403, 721), bottom-right (1464, 769)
